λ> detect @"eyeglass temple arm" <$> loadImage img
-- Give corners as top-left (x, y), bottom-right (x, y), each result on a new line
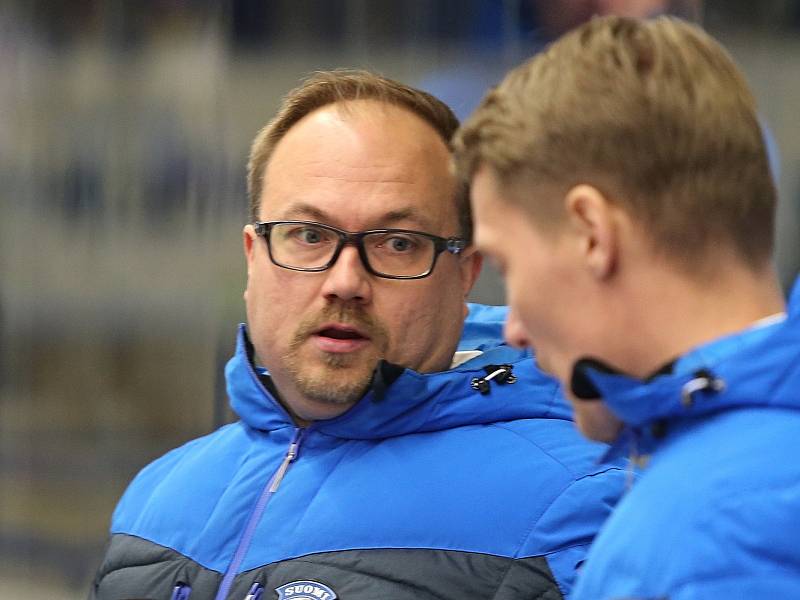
top-left (446, 238), bottom-right (467, 255)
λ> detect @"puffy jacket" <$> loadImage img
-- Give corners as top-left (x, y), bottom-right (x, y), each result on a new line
top-left (92, 304), bottom-right (626, 600)
top-left (571, 280), bottom-right (800, 600)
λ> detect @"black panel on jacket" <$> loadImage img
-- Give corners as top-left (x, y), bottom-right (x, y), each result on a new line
top-left (91, 534), bottom-right (564, 599)
top-left (90, 535), bottom-right (221, 600)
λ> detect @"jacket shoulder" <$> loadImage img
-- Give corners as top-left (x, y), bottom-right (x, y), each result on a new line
top-left (497, 419), bottom-right (627, 597)
top-left (573, 407), bottom-right (800, 599)
top-left (111, 422), bottom-right (248, 532)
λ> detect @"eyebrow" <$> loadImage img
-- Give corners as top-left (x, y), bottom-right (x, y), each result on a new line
top-left (277, 202), bottom-right (436, 232)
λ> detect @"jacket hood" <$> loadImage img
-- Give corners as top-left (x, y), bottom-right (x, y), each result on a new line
top-left (227, 303), bottom-right (568, 439)
top-left (574, 278), bottom-right (800, 431)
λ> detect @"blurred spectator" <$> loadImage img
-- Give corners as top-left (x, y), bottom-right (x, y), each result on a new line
top-left (419, 0), bottom-right (701, 120)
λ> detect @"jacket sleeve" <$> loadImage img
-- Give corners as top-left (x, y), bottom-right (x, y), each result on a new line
top-left (519, 466), bottom-right (628, 598)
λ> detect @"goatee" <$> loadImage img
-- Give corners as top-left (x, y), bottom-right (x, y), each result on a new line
top-left (282, 304), bottom-right (389, 407)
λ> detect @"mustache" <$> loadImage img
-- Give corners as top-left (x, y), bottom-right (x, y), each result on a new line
top-left (291, 303), bottom-right (389, 348)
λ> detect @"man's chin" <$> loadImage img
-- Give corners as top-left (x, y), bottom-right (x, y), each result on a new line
top-left (289, 394), bottom-right (362, 423)
top-left (279, 340), bottom-right (385, 414)
top-left (533, 352), bottom-right (556, 377)
top-left (291, 359), bottom-right (377, 405)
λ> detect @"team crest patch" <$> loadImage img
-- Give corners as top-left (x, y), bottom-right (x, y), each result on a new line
top-left (275, 580), bottom-right (337, 600)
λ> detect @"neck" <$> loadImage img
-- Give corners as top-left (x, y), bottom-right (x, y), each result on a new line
top-left (606, 262), bottom-right (785, 378)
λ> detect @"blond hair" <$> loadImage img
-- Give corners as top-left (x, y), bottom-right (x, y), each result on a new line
top-left (247, 70), bottom-right (471, 240)
top-left (454, 16), bottom-right (776, 269)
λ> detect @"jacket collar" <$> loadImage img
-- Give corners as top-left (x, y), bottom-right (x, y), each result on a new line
top-left (573, 278), bottom-right (800, 453)
top-left (227, 303), bottom-right (570, 439)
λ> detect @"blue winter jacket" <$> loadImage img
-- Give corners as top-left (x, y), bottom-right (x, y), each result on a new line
top-left (91, 304), bottom-right (626, 600)
top-left (572, 280), bottom-right (800, 600)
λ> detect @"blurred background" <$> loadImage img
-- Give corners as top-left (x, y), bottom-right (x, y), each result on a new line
top-left (1, 1), bottom-right (798, 597)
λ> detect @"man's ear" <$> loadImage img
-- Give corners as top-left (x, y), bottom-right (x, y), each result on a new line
top-left (459, 249), bottom-right (483, 321)
top-left (564, 184), bottom-right (619, 280)
top-left (460, 248), bottom-right (483, 297)
top-left (243, 224), bottom-right (257, 275)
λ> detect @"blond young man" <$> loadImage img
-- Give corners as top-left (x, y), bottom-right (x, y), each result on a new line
top-left (456, 16), bottom-right (800, 599)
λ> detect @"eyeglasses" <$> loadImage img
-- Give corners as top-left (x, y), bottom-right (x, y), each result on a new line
top-left (253, 220), bottom-right (467, 280)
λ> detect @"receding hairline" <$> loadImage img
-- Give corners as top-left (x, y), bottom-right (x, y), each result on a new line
top-left (267, 97), bottom-right (454, 164)
top-left (248, 69), bottom-right (471, 240)
top-left (257, 99), bottom-right (461, 235)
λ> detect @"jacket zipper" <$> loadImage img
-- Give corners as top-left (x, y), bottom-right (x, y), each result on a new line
top-left (213, 428), bottom-right (305, 600)
top-left (171, 583), bottom-right (192, 600)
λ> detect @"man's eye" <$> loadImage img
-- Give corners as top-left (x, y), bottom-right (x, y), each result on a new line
top-left (386, 236), bottom-right (416, 252)
top-left (389, 237), bottom-right (414, 252)
top-left (293, 227), bottom-right (325, 244)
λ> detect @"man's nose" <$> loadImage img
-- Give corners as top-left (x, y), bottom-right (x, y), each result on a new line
top-left (504, 309), bottom-right (531, 349)
top-left (320, 245), bottom-right (372, 304)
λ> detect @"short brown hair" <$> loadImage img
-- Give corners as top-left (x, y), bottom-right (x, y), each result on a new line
top-left (454, 16), bottom-right (776, 270)
top-left (248, 70), bottom-right (471, 240)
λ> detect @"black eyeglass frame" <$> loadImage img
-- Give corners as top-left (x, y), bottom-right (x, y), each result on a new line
top-left (253, 220), bottom-right (467, 280)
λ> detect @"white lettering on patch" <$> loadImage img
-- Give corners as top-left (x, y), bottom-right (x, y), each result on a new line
top-left (275, 580), bottom-right (337, 600)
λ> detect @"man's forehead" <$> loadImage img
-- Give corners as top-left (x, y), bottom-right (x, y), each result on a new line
top-left (275, 201), bottom-right (437, 232)
top-left (268, 100), bottom-right (449, 166)
top-left (471, 167), bottom-right (506, 219)
top-left (260, 100), bottom-right (458, 230)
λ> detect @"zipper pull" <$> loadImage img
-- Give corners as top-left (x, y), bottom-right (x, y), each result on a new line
top-left (171, 582), bottom-right (192, 600)
top-left (244, 582), bottom-right (263, 600)
top-left (268, 435), bottom-right (302, 493)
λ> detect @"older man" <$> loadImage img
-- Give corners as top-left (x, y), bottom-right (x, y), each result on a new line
top-left (91, 71), bottom-right (624, 600)
top-left (457, 16), bottom-right (800, 600)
